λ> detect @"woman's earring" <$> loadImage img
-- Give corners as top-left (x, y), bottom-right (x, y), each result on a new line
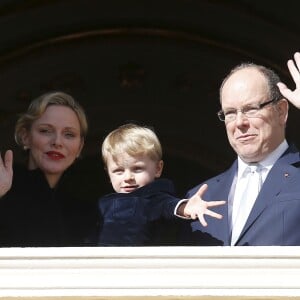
top-left (23, 145), bottom-right (29, 150)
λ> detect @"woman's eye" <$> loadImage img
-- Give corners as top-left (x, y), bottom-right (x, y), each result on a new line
top-left (64, 132), bottom-right (76, 138)
top-left (39, 128), bottom-right (51, 134)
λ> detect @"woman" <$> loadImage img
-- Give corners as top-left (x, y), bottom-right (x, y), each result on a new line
top-left (0, 91), bottom-right (98, 247)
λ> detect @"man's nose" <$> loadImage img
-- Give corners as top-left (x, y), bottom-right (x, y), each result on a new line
top-left (235, 111), bottom-right (249, 125)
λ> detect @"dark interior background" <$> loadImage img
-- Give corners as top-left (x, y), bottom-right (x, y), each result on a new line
top-left (0, 0), bottom-right (299, 203)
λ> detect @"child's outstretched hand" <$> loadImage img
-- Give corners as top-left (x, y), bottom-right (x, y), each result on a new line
top-left (183, 184), bottom-right (226, 227)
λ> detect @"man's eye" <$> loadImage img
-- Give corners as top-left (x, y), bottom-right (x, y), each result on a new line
top-left (224, 110), bottom-right (236, 116)
top-left (243, 106), bottom-right (259, 114)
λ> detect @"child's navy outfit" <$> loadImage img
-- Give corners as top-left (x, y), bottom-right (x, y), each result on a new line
top-left (98, 178), bottom-right (180, 246)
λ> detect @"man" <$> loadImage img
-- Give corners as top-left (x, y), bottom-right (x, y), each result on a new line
top-left (179, 53), bottom-right (300, 246)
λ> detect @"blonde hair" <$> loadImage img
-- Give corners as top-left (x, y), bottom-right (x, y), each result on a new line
top-left (102, 123), bottom-right (162, 167)
top-left (15, 91), bottom-right (88, 146)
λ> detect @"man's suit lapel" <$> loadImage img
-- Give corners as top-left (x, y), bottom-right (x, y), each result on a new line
top-left (236, 144), bottom-right (300, 245)
top-left (207, 161), bottom-right (237, 245)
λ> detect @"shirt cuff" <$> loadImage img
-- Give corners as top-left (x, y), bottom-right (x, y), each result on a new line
top-left (174, 199), bottom-right (191, 219)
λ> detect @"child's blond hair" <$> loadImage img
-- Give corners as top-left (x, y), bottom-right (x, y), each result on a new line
top-left (102, 123), bottom-right (162, 167)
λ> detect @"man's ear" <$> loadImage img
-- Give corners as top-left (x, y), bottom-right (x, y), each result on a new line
top-left (155, 160), bottom-right (164, 178)
top-left (277, 98), bottom-right (289, 124)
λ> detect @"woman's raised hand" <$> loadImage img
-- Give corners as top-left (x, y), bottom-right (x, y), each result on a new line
top-left (0, 150), bottom-right (13, 198)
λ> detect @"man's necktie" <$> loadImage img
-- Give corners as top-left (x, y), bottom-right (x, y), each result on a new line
top-left (231, 164), bottom-right (262, 245)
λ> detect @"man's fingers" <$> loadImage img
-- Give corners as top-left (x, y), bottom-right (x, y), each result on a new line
top-left (287, 59), bottom-right (300, 86)
top-left (294, 52), bottom-right (300, 70)
top-left (277, 82), bottom-right (288, 92)
top-left (277, 82), bottom-right (293, 98)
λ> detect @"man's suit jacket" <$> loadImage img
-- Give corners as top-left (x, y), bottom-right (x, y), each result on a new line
top-left (178, 144), bottom-right (300, 246)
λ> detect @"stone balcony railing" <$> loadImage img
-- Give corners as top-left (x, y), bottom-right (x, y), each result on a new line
top-left (0, 246), bottom-right (300, 300)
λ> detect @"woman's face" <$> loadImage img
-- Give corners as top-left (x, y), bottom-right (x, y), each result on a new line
top-left (22, 105), bottom-right (84, 187)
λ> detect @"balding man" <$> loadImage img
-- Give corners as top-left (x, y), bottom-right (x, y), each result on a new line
top-left (179, 56), bottom-right (300, 246)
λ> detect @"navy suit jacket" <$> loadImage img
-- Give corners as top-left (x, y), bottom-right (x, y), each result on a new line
top-left (179, 144), bottom-right (300, 246)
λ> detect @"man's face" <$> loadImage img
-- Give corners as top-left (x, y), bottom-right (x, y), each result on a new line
top-left (220, 68), bottom-right (288, 163)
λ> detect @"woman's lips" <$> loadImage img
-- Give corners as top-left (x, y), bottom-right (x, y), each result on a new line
top-left (46, 151), bottom-right (65, 160)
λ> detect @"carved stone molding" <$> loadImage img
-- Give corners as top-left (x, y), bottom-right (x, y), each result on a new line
top-left (0, 246), bottom-right (300, 299)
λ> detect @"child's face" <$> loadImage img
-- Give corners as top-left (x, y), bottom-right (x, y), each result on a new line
top-left (106, 152), bottom-right (163, 193)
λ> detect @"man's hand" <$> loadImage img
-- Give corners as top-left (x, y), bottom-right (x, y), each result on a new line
top-left (0, 150), bottom-right (13, 197)
top-left (183, 184), bottom-right (226, 227)
top-left (277, 52), bottom-right (300, 109)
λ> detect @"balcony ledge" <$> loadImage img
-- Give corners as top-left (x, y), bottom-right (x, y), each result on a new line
top-left (0, 246), bottom-right (300, 299)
